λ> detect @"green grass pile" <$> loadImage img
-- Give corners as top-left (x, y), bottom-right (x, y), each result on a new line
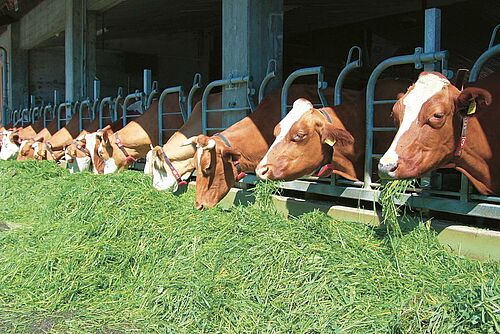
top-left (0, 161), bottom-right (498, 333)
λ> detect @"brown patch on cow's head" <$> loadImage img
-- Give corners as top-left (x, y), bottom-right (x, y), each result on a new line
top-left (193, 134), bottom-right (242, 209)
top-left (379, 72), bottom-right (492, 179)
top-left (256, 106), bottom-right (353, 181)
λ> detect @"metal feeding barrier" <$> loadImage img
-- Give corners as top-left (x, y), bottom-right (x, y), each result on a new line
top-left (57, 102), bottom-right (75, 130)
top-left (99, 87), bottom-right (122, 130)
top-left (201, 75), bottom-right (255, 135)
top-left (334, 46), bottom-right (363, 106)
top-left (258, 59), bottom-right (277, 103)
top-left (281, 66), bottom-right (328, 119)
top-left (157, 73), bottom-right (203, 145)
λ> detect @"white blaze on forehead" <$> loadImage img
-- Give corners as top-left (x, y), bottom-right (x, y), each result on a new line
top-left (380, 73), bottom-right (450, 166)
top-left (259, 98), bottom-right (314, 166)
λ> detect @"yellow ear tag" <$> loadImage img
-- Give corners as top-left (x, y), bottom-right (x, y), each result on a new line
top-left (467, 100), bottom-right (477, 115)
top-left (325, 139), bottom-right (336, 147)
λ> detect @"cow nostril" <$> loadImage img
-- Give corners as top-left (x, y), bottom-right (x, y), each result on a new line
top-left (257, 165), bottom-right (270, 179)
top-left (378, 162), bottom-right (398, 176)
top-left (196, 202), bottom-right (204, 210)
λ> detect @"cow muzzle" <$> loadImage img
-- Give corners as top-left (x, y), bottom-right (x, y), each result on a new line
top-left (378, 161), bottom-right (398, 179)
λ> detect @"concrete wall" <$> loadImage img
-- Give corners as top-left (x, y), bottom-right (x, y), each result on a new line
top-left (29, 47), bottom-right (65, 104)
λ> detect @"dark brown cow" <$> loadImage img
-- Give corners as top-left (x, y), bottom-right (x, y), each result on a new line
top-left (187, 85), bottom-right (343, 209)
top-left (378, 71), bottom-right (499, 195)
top-left (98, 96), bottom-right (184, 173)
top-left (255, 79), bottom-right (411, 183)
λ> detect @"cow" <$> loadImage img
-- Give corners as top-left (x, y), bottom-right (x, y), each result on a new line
top-left (378, 71), bottom-right (499, 195)
top-left (146, 93), bottom-right (222, 192)
top-left (184, 85), bottom-right (346, 209)
top-left (97, 95), bottom-right (185, 174)
top-left (0, 129), bottom-right (21, 160)
top-left (17, 117), bottom-right (60, 161)
top-left (255, 79), bottom-right (411, 184)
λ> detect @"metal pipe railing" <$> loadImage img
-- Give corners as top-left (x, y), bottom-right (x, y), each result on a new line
top-left (364, 47), bottom-right (449, 188)
top-left (57, 102), bottom-right (73, 129)
top-left (202, 76), bottom-right (253, 134)
top-left (334, 46), bottom-right (362, 106)
top-left (147, 81), bottom-right (159, 108)
top-left (157, 86), bottom-right (186, 145)
top-left (98, 97), bottom-right (114, 129)
top-left (281, 66), bottom-right (329, 119)
top-left (43, 105), bottom-right (54, 128)
top-left (79, 99), bottom-right (94, 132)
top-left (113, 87), bottom-right (124, 124)
top-left (259, 59), bottom-right (277, 103)
top-left (187, 73), bottom-right (202, 118)
top-left (122, 91), bottom-right (145, 127)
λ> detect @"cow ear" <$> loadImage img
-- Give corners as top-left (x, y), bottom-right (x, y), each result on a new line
top-left (102, 129), bottom-right (112, 144)
top-left (10, 133), bottom-right (20, 144)
top-left (222, 147), bottom-right (241, 162)
top-left (36, 137), bottom-right (44, 143)
top-left (273, 123), bottom-right (281, 137)
top-left (456, 87), bottom-right (492, 115)
top-left (319, 123), bottom-right (354, 147)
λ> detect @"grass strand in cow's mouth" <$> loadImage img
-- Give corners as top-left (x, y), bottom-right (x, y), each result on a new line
top-left (0, 161), bottom-right (497, 333)
top-left (378, 178), bottom-right (418, 236)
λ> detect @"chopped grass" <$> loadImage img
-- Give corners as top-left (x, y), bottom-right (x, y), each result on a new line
top-left (0, 161), bottom-right (498, 333)
top-left (378, 179), bottom-right (418, 236)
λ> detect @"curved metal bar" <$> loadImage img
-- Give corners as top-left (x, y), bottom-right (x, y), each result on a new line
top-left (79, 99), bottom-right (94, 132)
top-left (334, 46), bottom-right (363, 106)
top-left (122, 91), bottom-right (145, 127)
top-left (43, 105), bottom-right (54, 128)
top-left (21, 108), bottom-right (30, 127)
top-left (488, 23), bottom-right (500, 49)
top-left (57, 102), bottom-right (73, 129)
top-left (187, 73), bottom-right (202, 118)
top-left (12, 109), bottom-right (19, 127)
top-left (147, 81), bottom-right (159, 108)
top-left (31, 107), bottom-right (42, 123)
top-left (98, 97), bottom-right (114, 129)
top-left (259, 59), bottom-right (277, 103)
top-left (201, 76), bottom-right (253, 135)
top-left (469, 45), bottom-right (500, 82)
top-left (158, 86), bottom-right (186, 145)
top-left (364, 48), bottom-right (448, 188)
top-left (113, 87), bottom-right (124, 123)
top-left (281, 66), bottom-right (329, 119)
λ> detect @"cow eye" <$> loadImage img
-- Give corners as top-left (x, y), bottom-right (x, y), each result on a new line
top-left (292, 133), bottom-right (306, 142)
top-left (433, 112), bottom-right (445, 119)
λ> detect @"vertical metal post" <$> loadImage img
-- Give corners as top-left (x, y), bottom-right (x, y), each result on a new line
top-left (53, 90), bottom-right (59, 107)
top-left (30, 95), bottom-right (35, 107)
top-left (424, 8), bottom-right (441, 72)
top-left (93, 79), bottom-right (100, 100)
top-left (143, 69), bottom-right (152, 96)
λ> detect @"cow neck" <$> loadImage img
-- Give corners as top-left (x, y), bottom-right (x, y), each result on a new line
top-left (47, 127), bottom-right (74, 151)
top-left (214, 133), bottom-right (248, 181)
top-left (312, 108), bottom-right (335, 178)
top-left (113, 121), bottom-right (152, 155)
top-left (113, 132), bottom-right (137, 164)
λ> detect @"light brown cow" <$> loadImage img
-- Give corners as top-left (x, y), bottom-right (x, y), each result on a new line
top-left (97, 96), bottom-right (184, 173)
top-left (255, 79), bottom-right (411, 183)
top-left (378, 71), bottom-right (499, 195)
top-left (187, 85), bottom-right (343, 209)
top-left (17, 117), bottom-right (60, 161)
top-left (147, 93), bottom-right (222, 191)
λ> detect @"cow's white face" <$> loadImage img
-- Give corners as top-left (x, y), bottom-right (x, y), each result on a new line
top-left (85, 133), bottom-right (99, 174)
top-left (65, 154), bottom-right (91, 173)
top-left (103, 157), bottom-right (118, 174)
top-left (0, 131), bottom-right (20, 160)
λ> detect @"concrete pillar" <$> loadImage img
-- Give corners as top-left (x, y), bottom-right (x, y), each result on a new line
top-left (86, 10), bottom-right (97, 98)
top-left (222, 0), bottom-right (283, 127)
top-left (10, 22), bottom-right (29, 110)
top-left (65, 0), bottom-right (84, 104)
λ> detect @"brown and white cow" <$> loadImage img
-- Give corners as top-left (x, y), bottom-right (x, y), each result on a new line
top-left (186, 85), bottom-right (344, 209)
top-left (97, 96), bottom-right (184, 173)
top-left (378, 71), bottom-right (499, 195)
top-left (255, 79), bottom-right (411, 182)
top-left (17, 117), bottom-right (60, 161)
top-left (146, 93), bottom-right (222, 192)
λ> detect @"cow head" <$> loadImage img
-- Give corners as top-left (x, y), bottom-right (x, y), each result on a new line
top-left (378, 71), bottom-right (492, 179)
top-left (64, 135), bottom-right (91, 173)
top-left (145, 146), bottom-right (193, 192)
top-left (0, 130), bottom-right (21, 160)
top-left (256, 99), bottom-right (354, 180)
top-left (85, 130), bottom-right (105, 174)
top-left (188, 135), bottom-right (242, 209)
top-left (96, 127), bottom-right (132, 174)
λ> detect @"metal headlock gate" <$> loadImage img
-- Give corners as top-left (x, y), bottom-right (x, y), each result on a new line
top-left (99, 87), bottom-right (122, 129)
top-left (157, 73), bottom-right (203, 145)
top-left (202, 75), bottom-right (255, 135)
